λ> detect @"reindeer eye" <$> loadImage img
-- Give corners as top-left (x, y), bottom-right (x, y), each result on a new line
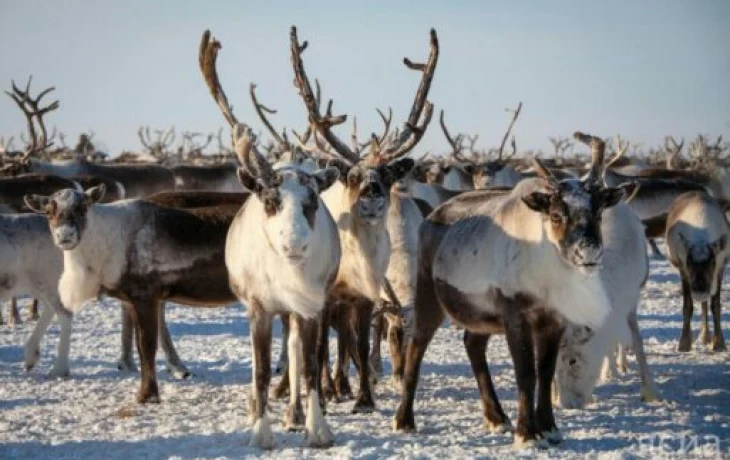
top-left (549, 212), bottom-right (563, 224)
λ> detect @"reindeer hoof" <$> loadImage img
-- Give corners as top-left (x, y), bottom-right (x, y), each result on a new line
top-left (712, 338), bottom-right (727, 352)
top-left (285, 404), bottom-right (306, 432)
top-left (47, 366), bottom-right (70, 379)
top-left (640, 386), bottom-right (663, 403)
top-left (249, 415), bottom-right (274, 449)
top-left (117, 358), bottom-right (138, 373)
top-left (677, 335), bottom-right (692, 352)
top-left (392, 409), bottom-right (416, 433)
top-left (513, 434), bottom-right (549, 450)
top-left (24, 348), bottom-right (40, 372)
top-left (137, 388), bottom-right (161, 404)
top-left (167, 365), bottom-right (192, 380)
top-left (541, 429), bottom-right (563, 445)
top-left (352, 394), bottom-right (375, 414)
top-left (485, 418), bottom-right (513, 434)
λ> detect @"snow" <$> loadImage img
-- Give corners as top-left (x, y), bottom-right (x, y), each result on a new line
top-left (1, 252), bottom-right (729, 459)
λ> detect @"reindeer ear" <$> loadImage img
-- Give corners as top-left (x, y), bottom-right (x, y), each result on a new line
top-left (383, 158), bottom-right (415, 186)
top-left (522, 192), bottom-right (552, 213)
top-left (598, 186), bottom-right (626, 209)
top-left (313, 167), bottom-right (339, 193)
top-left (85, 184), bottom-right (106, 204)
top-left (711, 235), bottom-right (727, 254)
top-left (24, 194), bottom-right (50, 213)
top-left (411, 165), bottom-right (427, 182)
top-left (460, 164), bottom-right (474, 175)
top-left (236, 168), bottom-right (263, 194)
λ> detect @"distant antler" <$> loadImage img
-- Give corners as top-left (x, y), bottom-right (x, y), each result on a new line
top-left (4, 76), bottom-right (60, 160)
top-left (439, 110), bottom-right (473, 165)
top-left (664, 136), bottom-right (684, 169)
top-left (497, 101), bottom-right (522, 162)
top-left (549, 136), bottom-right (572, 158)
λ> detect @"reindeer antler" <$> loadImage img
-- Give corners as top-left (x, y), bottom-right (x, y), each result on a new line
top-left (290, 26), bottom-right (359, 165)
top-left (573, 131), bottom-right (605, 184)
top-left (379, 28), bottom-right (439, 163)
top-left (664, 136), bottom-right (684, 169)
top-left (199, 30), bottom-right (275, 183)
top-left (497, 102), bottom-right (522, 162)
top-left (439, 110), bottom-right (473, 165)
top-left (5, 76), bottom-right (59, 160)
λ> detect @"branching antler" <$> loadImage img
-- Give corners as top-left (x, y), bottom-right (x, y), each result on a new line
top-left (4, 76), bottom-right (60, 160)
top-left (497, 101), bottom-right (522, 162)
top-left (549, 136), bottom-right (572, 158)
top-left (290, 26), bottom-right (359, 165)
top-left (380, 29), bottom-right (439, 162)
top-left (199, 30), bottom-right (276, 183)
top-left (664, 136), bottom-right (684, 169)
top-left (439, 110), bottom-right (473, 164)
top-left (250, 83), bottom-right (291, 152)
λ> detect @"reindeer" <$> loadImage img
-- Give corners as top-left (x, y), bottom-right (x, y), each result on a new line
top-left (287, 26), bottom-right (437, 413)
top-left (666, 191), bottom-right (729, 352)
top-left (393, 132), bottom-right (634, 448)
top-left (553, 180), bottom-right (662, 409)
top-left (199, 29), bottom-right (345, 448)
top-left (440, 104), bottom-right (522, 189)
top-left (138, 126), bottom-right (176, 162)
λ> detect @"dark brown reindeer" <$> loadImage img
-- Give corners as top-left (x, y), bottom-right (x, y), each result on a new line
top-left (393, 132), bottom-right (634, 448)
top-left (287, 25), bottom-right (437, 413)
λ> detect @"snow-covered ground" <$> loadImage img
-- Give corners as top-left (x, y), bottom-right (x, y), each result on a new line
top-left (1, 253), bottom-right (729, 459)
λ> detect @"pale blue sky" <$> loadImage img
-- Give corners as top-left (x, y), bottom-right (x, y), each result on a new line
top-left (1, 0), bottom-right (728, 156)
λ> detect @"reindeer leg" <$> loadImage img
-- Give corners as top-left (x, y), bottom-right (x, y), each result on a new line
top-left (698, 301), bottom-right (711, 345)
top-left (333, 308), bottom-right (354, 401)
top-left (129, 299), bottom-right (160, 404)
top-left (272, 314), bottom-right (292, 400)
top-left (502, 297), bottom-right (543, 449)
top-left (248, 301), bottom-right (273, 449)
top-left (9, 297), bottom-right (21, 325)
top-left (352, 300), bottom-right (376, 413)
top-left (463, 330), bottom-right (512, 434)
top-left (393, 274), bottom-right (444, 433)
top-left (678, 276), bottom-right (693, 352)
top-left (284, 314), bottom-right (305, 431)
top-left (648, 239), bottom-right (664, 259)
top-left (276, 314), bottom-right (290, 375)
top-left (534, 314), bottom-right (564, 445)
top-left (158, 302), bottom-right (190, 379)
top-left (300, 314), bottom-right (334, 447)
top-left (387, 314), bottom-right (406, 389)
top-left (118, 303), bottom-right (137, 372)
top-left (24, 302), bottom-right (55, 371)
top-left (44, 304), bottom-right (74, 379)
top-left (369, 314), bottom-right (385, 378)
top-left (28, 299), bottom-right (40, 321)
top-left (628, 311), bottom-right (662, 402)
top-left (711, 268), bottom-right (726, 352)
top-left (318, 303), bottom-right (336, 406)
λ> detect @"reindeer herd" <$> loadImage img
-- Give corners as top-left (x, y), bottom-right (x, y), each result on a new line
top-left (1, 26), bottom-right (728, 451)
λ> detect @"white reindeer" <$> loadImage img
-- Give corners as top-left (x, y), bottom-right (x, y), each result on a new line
top-left (200, 30), bottom-right (342, 448)
top-left (393, 132), bottom-right (634, 448)
top-left (553, 193), bottom-right (662, 408)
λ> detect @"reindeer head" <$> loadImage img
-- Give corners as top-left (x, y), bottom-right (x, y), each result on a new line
top-left (24, 185), bottom-right (106, 250)
top-left (411, 156), bottom-right (446, 185)
top-left (679, 233), bottom-right (727, 301)
top-left (289, 26), bottom-right (436, 226)
top-left (199, 31), bottom-right (341, 265)
top-left (554, 324), bottom-right (599, 409)
top-left (522, 132), bottom-right (633, 275)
